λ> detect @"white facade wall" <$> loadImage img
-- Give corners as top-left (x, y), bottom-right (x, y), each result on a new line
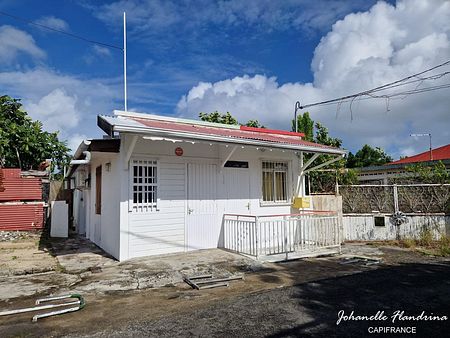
top-left (118, 134), bottom-right (302, 260)
top-left (86, 152), bottom-right (121, 259)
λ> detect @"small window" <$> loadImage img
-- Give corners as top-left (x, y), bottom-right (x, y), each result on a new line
top-left (374, 216), bottom-right (385, 227)
top-left (95, 165), bottom-right (102, 214)
top-left (262, 161), bottom-right (288, 203)
top-left (131, 159), bottom-right (158, 212)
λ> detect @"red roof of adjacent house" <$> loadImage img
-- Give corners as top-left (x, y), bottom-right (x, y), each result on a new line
top-left (390, 144), bottom-right (450, 165)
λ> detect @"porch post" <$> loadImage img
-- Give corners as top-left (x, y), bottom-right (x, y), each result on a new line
top-left (255, 216), bottom-right (259, 259)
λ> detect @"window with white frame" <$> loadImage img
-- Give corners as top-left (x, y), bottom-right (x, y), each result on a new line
top-left (262, 161), bottom-right (289, 203)
top-left (131, 159), bottom-right (158, 212)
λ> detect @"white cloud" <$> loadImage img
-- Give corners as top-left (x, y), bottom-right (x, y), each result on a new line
top-left (83, 45), bottom-right (112, 64)
top-left (90, 0), bottom-right (366, 34)
top-left (0, 67), bottom-right (121, 152)
top-left (26, 89), bottom-right (79, 132)
top-left (67, 133), bottom-right (88, 153)
top-left (35, 16), bottom-right (69, 31)
top-left (93, 45), bottom-right (111, 56)
top-left (0, 25), bottom-right (46, 63)
top-left (177, 0), bottom-right (450, 158)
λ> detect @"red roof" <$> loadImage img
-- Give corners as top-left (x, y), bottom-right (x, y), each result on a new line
top-left (131, 117), bottom-right (333, 150)
top-left (390, 144), bottom-right (450, 164)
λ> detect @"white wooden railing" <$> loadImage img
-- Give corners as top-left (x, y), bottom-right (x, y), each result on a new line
top-left (223, 212), bottom-right (340, 260)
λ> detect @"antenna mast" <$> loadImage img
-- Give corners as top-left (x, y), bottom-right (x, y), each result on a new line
top-left (123, 12), bottom-right (127, 111)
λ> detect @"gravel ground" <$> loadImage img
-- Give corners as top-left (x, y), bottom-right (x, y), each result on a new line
top-left (1, 246), bottom-right (449, 338)
top-left (70, 259), bottom-right (450, 338)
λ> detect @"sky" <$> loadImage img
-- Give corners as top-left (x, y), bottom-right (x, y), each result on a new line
top-left (0, 0), bottom-right (449, 158)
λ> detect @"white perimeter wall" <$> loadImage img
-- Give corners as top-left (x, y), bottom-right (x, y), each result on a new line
top-left (343, 214), bottom-right (450, 241)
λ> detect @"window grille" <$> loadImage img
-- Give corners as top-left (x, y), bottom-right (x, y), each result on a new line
top-left (262, 161), bottom-right (288, 203)
top-left (131, 159), bottom-right (158, 212)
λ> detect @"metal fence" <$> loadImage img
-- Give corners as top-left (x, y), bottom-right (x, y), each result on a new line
top-left (339, 184), bottom-right (450, 214)
top-left (223, 212), bottom-right (340, 260)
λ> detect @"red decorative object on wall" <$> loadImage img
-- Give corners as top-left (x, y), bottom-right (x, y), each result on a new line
top-left (175, 147), bottom-right (184, 156)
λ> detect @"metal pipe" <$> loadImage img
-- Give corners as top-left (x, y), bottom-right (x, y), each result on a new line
top-left (123, 12), bottom-right (127, 112)
top-left (294, 101), bottom-right (301, 133)
top-left (0, 300), bottom-right (80, 316)
top-left (70, 151), bottom-right (91, 165)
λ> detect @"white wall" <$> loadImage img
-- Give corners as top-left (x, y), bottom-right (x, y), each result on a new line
top-left (343, 214), bottom-right (449, 241)
top-left (87, 152), bottom-right (121, 259)
top-left (118, 134), bottom-right (302, 260)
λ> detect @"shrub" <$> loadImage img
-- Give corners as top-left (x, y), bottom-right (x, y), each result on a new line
top-left (418, 229), bottom-right (433, 247)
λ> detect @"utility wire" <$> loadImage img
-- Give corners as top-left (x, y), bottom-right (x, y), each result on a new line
top-left (299, 60), bottom-right (450, 109)
top-left (0, 10), bottom-right (123, 51)
top-left (313, 82), bottom-right (450, 108)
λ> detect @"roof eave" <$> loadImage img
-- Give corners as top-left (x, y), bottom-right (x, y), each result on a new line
top-left (111, 124), bottom-right (347, 156)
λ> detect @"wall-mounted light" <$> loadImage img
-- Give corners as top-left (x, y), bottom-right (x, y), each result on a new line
top-left (105, 162), bottom-right (111, 172)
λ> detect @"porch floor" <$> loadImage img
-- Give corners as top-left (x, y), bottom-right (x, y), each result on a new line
top-left (254, 245), bottom-right (341, 263)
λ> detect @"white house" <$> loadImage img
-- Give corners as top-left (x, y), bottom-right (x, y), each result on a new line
top-left (68, 110), bottom-right (346, 261)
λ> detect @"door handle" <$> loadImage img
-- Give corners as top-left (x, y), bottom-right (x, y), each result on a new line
top-left (188, 208), bottom-right (193, 214)
top-left (246, 202), bottom-right (250, 210)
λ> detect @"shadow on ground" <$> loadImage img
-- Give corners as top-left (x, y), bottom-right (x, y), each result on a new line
top-left (268, 262), bottom-right (450, 337)
top-left (97, 261), bottom-right (450, 338)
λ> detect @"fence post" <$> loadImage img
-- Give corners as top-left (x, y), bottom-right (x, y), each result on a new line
top-left (255, 216), bottom-right (259, 260)
top-left (283, 216), bottom-right (288, 261)
top-left (393, 184), bottom-right (399, 213)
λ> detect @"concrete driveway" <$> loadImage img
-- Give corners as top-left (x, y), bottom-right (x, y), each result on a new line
top-left (0, 235), bottom-right (265, 300)
top-left (1, 244), bottom-right (449, 337)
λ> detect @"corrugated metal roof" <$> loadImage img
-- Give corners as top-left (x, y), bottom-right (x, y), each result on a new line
top-left (0, 203), bottom-right (44, 230)
top-left (390, 144), bottom-right (450, 165)
top-left (97, 112), bottom-right (347, 155)
top-left (1, 168), bottom-right (21, 178)
top-left (132, 117), bottom-right (325, 148)
top-left (0, 177), bottom-right (42, 201)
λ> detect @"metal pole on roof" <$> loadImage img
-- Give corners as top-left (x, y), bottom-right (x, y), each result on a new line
top-left (294, 101), bottom-right (301, 133)
top-left (123, 12), bottom-right (127, 112)
top-left (410, 133), bottom-right (432, 161)
top-left (429, 134), bottom-right (433, 161)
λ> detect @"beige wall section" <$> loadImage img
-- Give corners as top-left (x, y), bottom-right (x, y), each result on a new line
top-left (311, 195), bottom-right (343, 243)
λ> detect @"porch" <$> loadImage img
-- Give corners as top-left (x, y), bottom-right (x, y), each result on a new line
top-left (222, 211), bottom-right (341, 261)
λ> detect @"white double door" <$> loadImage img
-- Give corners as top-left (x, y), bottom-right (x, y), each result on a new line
top-left (186, 163), bottom-right (250, 251)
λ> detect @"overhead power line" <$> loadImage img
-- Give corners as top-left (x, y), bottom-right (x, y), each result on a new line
top-left (298, 59), bottom-right (450, 110)
top-left (0, 10), bottom-right (123, 51)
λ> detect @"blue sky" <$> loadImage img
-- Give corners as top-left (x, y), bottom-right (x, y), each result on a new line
top-left (0, 0), bottom-right (448, 158)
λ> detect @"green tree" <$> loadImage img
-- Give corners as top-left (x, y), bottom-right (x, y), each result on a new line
top-left (290, 114), bottom-right (348, 192)
top-left (244, 119), bottom-right (265, 128)
top-left (0, 95), bottom-right (70, 171)
top-left (199, 111), bottom-right (265, 128)
top-left (401, 161), bottom-right (450, 184)
top-left (346, 144), bottom-right (393, 168)
top-left (291, 112), bottom-right (314, 141)
top-left (199, 111), bottom-right (238, 125)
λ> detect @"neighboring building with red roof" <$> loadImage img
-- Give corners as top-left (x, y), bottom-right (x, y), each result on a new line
top-left (357, 144), bottom-right (450, 184)
top-left (67, 110), bottom-right (346, 260)
top-left (390, 144), bottom-right (450, 165)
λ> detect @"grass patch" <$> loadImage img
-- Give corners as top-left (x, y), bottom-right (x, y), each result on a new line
top-left (398, 234), bottom-right (450, 257)
top-left (401, 238), bottom-right (416, 249)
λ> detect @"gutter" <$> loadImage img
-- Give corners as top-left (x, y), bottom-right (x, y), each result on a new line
top-left (65, 140), bottom-right (92, 178)
top-left (70, 151), bottom-right (91, 165)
